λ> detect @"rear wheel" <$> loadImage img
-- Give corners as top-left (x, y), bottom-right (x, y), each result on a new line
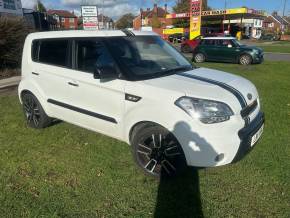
top-left (21, 93), bottom-right (52, 128)
top-left (194, 53), bottom-right (205, 63)
top-left (132, 124), bottom-right (187, 178)
top-left (239, 54), bottom-right (252, 65)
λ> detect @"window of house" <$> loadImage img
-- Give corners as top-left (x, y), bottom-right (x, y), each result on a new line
top-left (69, 18), bottom-right (75, 23)
top-left (76, 40), bottom-right (116, 73)
top-left (38, 40), bottom-right (69, 67)
top-left (3, 0), bottom-right (16, 10)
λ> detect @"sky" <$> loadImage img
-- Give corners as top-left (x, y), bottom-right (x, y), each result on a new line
top-left (21, 0), bottom-right (290, 20)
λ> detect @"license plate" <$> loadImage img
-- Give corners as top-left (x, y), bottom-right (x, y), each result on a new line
top-left (251, 124), bottom-right (264, 146)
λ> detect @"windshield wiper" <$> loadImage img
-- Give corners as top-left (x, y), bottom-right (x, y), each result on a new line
top-left (157, 66), bottom-right (193, 75)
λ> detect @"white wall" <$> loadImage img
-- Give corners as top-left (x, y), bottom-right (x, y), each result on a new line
top-left (0, 0), bottom-right (23, 16)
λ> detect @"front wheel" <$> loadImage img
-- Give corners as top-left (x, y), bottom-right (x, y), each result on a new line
top-left (193, 53), bottom-right (205, 63)
top-left (132, 124), bottom-right (187, 178)
top-left (239, 54), bottom-right (252, 65)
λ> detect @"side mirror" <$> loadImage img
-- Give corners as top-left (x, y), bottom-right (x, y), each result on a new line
top-left (94, 66), bottom-right (117, 80)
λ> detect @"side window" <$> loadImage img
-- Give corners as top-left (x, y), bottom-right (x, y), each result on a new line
top-left (216, 40), bottom-right (233, 47)
top-left (203, 39), bottom-right (215, 46)
top-left (76, 40), bottom-right (115, 73)
top-left (31, 40), bottom-right (40, 62)
top-left (39, 40), bottom-right (69, 67)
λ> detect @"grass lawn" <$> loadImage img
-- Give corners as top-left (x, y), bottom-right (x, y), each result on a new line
top-left (254, 41), bottom-right (290, 53)
top-left (0, 61), bottom-right (289, 217)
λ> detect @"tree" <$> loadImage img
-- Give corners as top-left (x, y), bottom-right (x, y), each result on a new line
top-left (115, 13), bottom-right (135, 29)
top-left (34, 0), bottom-right (47, 13)
top-left (151, 14), bottom-right (161, 28)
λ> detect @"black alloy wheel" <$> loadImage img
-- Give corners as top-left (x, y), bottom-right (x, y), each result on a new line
top-left (132, 125), bottom-right (187, 178)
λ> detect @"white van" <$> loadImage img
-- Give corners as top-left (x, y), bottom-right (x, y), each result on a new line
top-left (18, 30), bottom-right (264, 177)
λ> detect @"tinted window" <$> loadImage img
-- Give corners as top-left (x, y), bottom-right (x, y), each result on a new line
top-left (39, 40), bottom-right (69, 67)
top-left (203, 39), bottom-right (215, 46)
top-left (76, 40), bottom-right (115, 73)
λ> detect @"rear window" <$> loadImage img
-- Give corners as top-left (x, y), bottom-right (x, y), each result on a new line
top-left (38, 40), bottom-right (69, 67)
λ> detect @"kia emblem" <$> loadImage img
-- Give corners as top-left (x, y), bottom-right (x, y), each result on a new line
top-left (247, 93), bottom-right (253, 100)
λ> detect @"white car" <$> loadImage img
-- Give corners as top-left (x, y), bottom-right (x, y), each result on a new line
top-left (18, 30), bottom-right (265, 177)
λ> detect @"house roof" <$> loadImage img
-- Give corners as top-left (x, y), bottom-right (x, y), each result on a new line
top-left (141, 6), bottom-right (168, 18)
top-left (47, 10), bottom-right (77, 18)
top-left (269, 14), bottom-right (289, 25)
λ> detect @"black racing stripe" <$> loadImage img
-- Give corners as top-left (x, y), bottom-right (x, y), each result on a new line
top-left (47, 99), bottom-right (117, 124)
top-left (178, 72), bottom-right (247, 108)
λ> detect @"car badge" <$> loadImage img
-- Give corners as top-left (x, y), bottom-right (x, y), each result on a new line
top-left (247, 93), bottom-right (253, 100)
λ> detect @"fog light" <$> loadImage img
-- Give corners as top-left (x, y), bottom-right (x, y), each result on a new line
top-left (215, 153), bottom-right (224, 162)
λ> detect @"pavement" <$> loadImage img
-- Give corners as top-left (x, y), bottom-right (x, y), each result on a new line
top-left (0, 76), bottom-right (21, 90)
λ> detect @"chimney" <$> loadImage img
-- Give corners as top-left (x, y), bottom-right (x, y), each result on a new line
top-left (164, 4), bottom-right (167, 13)
top-left (272, 11), bottom-right (278, 16)
top-left (153, 3), bottom-right (157, 13)
top-left (147, 8), bottom-right (150, 11)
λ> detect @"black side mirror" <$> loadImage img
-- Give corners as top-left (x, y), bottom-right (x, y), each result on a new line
top-left (93, 66), bottom-right (117, 80)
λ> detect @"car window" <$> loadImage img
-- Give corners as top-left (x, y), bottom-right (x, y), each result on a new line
top-left (216, 40), bottom-right (234, 47)
top-left (76, 40), bottom-right (116, 74)
top-left (31, 40), bottom-right (40, 62)
top-left (203, 39), bottom-right (215, 46)
top-left (38, 40), bottom-right (69, 67)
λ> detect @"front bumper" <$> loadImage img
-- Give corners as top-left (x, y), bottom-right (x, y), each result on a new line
top-left (253, 53), bottom-right (264, 64)
top-left (232, 111), bottom-right (265, 163)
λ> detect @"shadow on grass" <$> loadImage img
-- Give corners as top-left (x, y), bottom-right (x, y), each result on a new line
top-left (154, 167), bottom-right (203, 218)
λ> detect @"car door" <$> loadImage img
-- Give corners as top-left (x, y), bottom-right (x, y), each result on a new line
top-left (201, 39), bottom-right (217, 61)
top-left (62, 38), bottom-right (125, 140)
top-left (33, 39), bottom-right (75, 117)
top-left (215, 39), bottom-right (239, 62)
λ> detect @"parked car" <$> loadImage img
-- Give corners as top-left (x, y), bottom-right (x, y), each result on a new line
top-left (181, 35), bottom-right (203, 53)
top-left (168, 33), bottom-right (186, 43)
top-left (19, 30), bottom-right (264, 178)
top-left (259, 33), bottom-right (280, 41)
top-left (193, 37), bottom-right (264, 65)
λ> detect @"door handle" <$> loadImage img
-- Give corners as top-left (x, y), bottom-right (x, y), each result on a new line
top-left (32, 72), bottom-right (39, 76)
top-left (68, 82), bottom-right (79, 87)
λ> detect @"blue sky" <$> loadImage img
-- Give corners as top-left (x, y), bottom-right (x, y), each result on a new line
top-left (22, 0), bottom-right (290, 19)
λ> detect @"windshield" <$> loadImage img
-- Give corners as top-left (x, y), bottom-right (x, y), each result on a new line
top-left (105, 36), bottom-right (193, 80)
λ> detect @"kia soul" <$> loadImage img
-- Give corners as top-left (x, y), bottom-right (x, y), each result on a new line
top-left (19, 30), bottom-right (265, 177)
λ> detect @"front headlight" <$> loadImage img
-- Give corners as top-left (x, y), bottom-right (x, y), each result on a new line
top-left (175, 97), bottom-right (234, 124)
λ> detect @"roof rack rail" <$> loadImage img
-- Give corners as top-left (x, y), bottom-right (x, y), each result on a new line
top-left (121, 29), bottom-right (135, 37)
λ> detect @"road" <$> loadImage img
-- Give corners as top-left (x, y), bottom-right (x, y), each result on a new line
top-left (173, 45), bottom-right (290, 62)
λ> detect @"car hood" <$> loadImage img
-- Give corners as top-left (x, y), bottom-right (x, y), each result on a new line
top-left (141, 67), bottom-right (258, 111)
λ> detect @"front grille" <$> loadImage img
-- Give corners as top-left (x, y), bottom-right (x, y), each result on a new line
top-left (241, 100), bottom-right (258, 118)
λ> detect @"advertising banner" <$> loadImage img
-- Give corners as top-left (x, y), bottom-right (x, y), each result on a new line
top-left (83, 17), bottom-right (98, 30)
top-left (163, 28), bottom-right (184, 35)
top-left (189, 0), bottom-right (202, 39)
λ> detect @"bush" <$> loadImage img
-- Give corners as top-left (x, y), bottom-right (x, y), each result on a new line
top-left (0, 16), bottom-right (32, 68)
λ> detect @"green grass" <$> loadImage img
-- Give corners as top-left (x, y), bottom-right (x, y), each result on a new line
top-left (254, 41), bottom-right (290, 53)
top-left (0, 61), bottom-right (290, 217)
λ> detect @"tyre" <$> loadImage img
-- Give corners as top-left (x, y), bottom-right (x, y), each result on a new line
top-left (131, 124), bottom-right (187, 178)
top-left (239, 54), bottom-right (252, 65)
top-left (21, 93), bottom-right (52, 128)
top-left (193, 53), bottom-right (205, 63)
top-left (181, 44), bottom-right (192, 53)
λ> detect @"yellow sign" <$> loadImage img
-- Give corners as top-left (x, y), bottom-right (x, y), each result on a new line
top-left (201, 8), bottom-right (248, 16)
top-left (163, 28), bottom-right (184, 35)
top-left (190, 0), bottom-right (202, 39)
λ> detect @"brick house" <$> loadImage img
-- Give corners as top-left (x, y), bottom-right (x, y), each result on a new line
top-left (133, 4), bottom-right (172, 30)
top-left (47, 10), bottom-right (78, 30)
top-left (263, 12), bottom-right (290, 33)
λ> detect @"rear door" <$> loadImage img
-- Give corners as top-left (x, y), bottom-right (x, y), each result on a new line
top-left (200, 39), bottom-right (217, 61)
top-left (33, 39), bottom-right (75, 117)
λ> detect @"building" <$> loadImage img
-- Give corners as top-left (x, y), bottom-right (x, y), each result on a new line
top-left (263, 12), bottom-right (290, 33)
top-left (133, 4), bottom-right (171, 30)
top-left (97, 14), bottom-right (114, 29)
top-left (47, 9), bottom-right (78, 30)
top-left (0, 0), bottom-right (23, 16)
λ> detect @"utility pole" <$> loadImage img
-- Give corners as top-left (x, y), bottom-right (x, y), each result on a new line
top-left (282, 0), bottom-right (287, 17)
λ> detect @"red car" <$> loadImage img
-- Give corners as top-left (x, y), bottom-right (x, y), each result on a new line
top-left (181, 35), bottom-right (203, 53)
